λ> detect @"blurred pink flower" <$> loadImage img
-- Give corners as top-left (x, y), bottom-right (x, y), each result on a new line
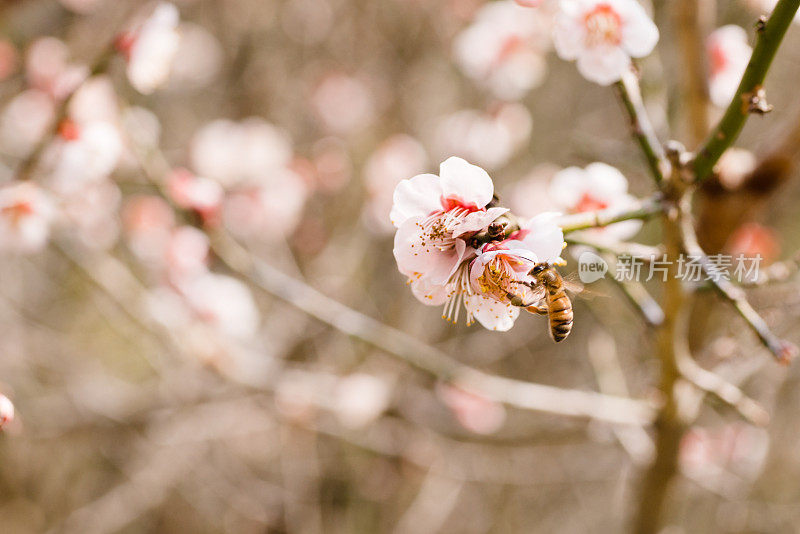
top-left (58, 180), bottom-right (121, 250)
top-left (364, 135), bottom-right (429, 234)
top-left (707, 26), bottom-right (752, 107)
top-left (165, 225), bottom-right (210, 283)
top-left (177, 272), bottom-right (260, 340)
top-left (118, 2), bottom-right (181, 94)
top-left (25, 37), bottom-right (88, 101)
top-left (122, 195), bottom-right (176, 263)
top-left (191, 118), bottom-right (293, 188)
top-left (167, 23), bottom-right (223, 90)
top-left (0, 182), bottom-right (55, 254)
top-left (333, 373), bottom-right (392, 429)
top-left (0, 90), bottom-right (55, 158)
top-left (42, 119), bottom-right (123, 193)
top-left (505, 163), bottom-right (561, 218)
top-left (435, 103), bottom-right (532, 170)
top-left (453, 0), bottom-right (551, 100)
top-left (0, 394), bottom-right (13, 430)
top-left (222, 171), bottom-right (308, 242)
top-left (167, 168), bottom-right (224, 224)
top-left (310, 138), bottom-right (353, 192)
top-left (549, 162), bottom-right (641, 240)
top-left (553, 0), bottom-right (658, 85)
top-left (437, 383), bottom-right (506, 434)
top-left (392, 156), bottom-right (506, 285)
top-left (725, 223), bottom-right (780, 265)
top-left (715, 148), bottom-right (756, 190)
top-left (311, 72), bottom-right (376, 135)
top-left (680, 424), bottom-right (769, 480)
top-left (514, 0), bottom-right (545, 6)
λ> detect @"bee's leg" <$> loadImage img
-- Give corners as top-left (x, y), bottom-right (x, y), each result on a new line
top-left (525, 304), bottom-right (549, 316)
top-left (507, 292), bottom-right (539, 308)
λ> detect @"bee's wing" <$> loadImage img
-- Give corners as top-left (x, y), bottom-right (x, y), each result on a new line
top-left (562, 271), bottom-right (607, 300)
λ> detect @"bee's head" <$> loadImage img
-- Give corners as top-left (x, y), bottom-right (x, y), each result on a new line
top-left (531, 263), bottom-right (548, 275)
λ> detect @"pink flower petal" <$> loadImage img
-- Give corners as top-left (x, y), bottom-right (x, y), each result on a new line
top-left (439, 156), bottom-right (494, 209)
top-left (390, 173), bottom-right (443, 228)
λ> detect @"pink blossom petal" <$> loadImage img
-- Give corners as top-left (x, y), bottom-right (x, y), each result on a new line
top-left (621, 4), bottom-right (659, 58)
top-left (465, 294), bottom-right (520, 331)
top-left (390, 173), bottom-right (443, 228)
top-left (521, 212), bottom-right (565, 264)
top-left (452, 207), bottom-right (509, 238)
top-left (576, 45), bottom-right (631, 85)
top-left (585, 162), bottom-right (629, 200)
top-left (439, 156), bottom-right (494, 209)
top-left (393, 216), bottom-right (460, 284)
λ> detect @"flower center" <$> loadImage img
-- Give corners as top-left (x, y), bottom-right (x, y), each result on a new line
top-left (418, 207), bottom-right (472, 252)
top-left (440, 195), bottom-right (481, 213)
top-left (574, 193), bottom-right (609, 213)
top-left (708, 43), bottom-right (728, 77)
top-left (2, 201), bottom-right (34, 225)
top-left (583, 4), bottom-right (623, 47)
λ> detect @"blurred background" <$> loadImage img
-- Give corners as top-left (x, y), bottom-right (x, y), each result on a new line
top-left (1, 0), bottom-right (800, 532)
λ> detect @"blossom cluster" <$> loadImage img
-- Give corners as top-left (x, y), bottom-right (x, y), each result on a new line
top-left (392, 156), bottom-right (566, 332)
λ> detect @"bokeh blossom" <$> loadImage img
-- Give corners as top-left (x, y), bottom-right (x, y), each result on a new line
top-left (553, 0), bottom-right (659, 85)
top-left (118, 2), bottom-right (181, 94)
top-left (549, 162), bottom-right (641, 240)
top-left (0, 182), bottom-right (55, 254)
top-left (453, 0), bottom-right (552, 100)
top-left (707, 26), bottom-right (752, 107)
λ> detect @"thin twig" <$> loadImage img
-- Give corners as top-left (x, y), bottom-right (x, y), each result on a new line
top-left (558, 195), bottom-right (664, 233)
top-left (679, 203), bottom-right (798, 363)
top-left (740, 250), bottom-right (800, 286)
top-left (601, 253), bottom-right (665, 327)
top-left (566, 237), bottom-right (663, 262)
top-left (693, 0), bottom-right (800, 182)
top-left (615, 71), bottom-right (669, 184)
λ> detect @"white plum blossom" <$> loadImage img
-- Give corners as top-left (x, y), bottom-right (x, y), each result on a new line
top-left (0, 182), bottom-right (55, 254)
top-left (119, 2), bottom-right (181, 94)
top-left (167, 168), bottom-right (224, 224)
top-left (392, 156), bottom-right (507, 286)
top-left (392, 157), bottom-right (567, 331)
top-left (453, 0), bottom-right (552, 100)
top-left (553, 0), bottom-right (659, 85)
top-left (549, 162), bottom-right (641, 240)
top-left (707, 26), bottom-right (752, 107)
top-left (467, 213), bottom-right (564, 330)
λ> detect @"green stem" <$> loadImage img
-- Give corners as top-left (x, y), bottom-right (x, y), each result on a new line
top-left (693, 0), bottom-right (800, 182)
top-left (558, 195), bottom-right (664, 233)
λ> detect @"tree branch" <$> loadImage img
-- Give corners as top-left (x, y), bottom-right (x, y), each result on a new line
top-left (615, 71), bottom-right (669, 184)
top-left (693, 0), bottom-right (800, 182)
top-left (558, 194), bottom-right (664, 233)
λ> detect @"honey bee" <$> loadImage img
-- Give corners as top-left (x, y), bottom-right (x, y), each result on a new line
top-left (513, 263), bottom-right (574, 343)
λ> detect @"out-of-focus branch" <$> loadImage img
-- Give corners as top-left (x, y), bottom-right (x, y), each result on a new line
top-left (601, 253), bottom-right (665, 327)
top-left (587, 329), bottom-right (655, 466)
top-left (693, 0), bottom-right (800, 182)
top-left (679, 206), bottom-right (798, 363)
top-left (673, 0), bottom-right (711, 147)
top-left (211, 232), bottom-right (656, 426)
top-left (566, 237), bottom-right (662, 261)
top-left (740, 250), bottom-right (800, 286)
top-left (676, 352), bottom-right (769, 426)
top-left (632, 194), bottom-right (687, 534)
top-left (615, 71), bottom-right (669, 184)
top-left (558, 195), bottom-right (664, 233)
